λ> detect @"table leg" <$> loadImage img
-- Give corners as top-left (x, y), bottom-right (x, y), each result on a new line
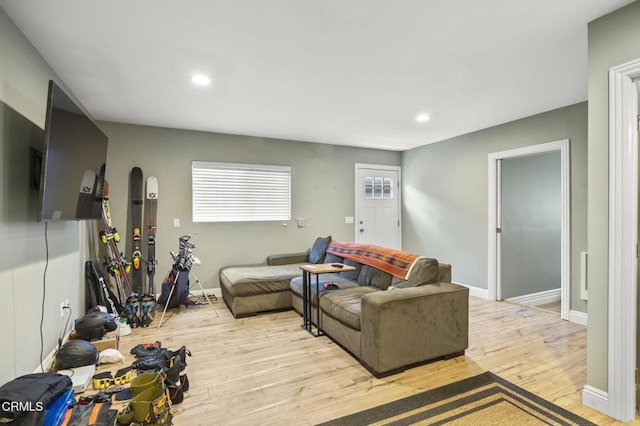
top-left (301, 270), bottom-right (309, 330)
top-left (315, 273), bottom-right (322, 336)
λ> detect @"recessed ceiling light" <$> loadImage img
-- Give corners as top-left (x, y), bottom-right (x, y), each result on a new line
top-left (416, 113), bottom-right (430, 123)
top-left (191, 74), bottom-right (211, 86)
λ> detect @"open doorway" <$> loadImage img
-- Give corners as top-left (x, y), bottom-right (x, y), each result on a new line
top-left (500, 151), bottom-right (562, 311)
top-left (488, 140), bottom-right (571, 320)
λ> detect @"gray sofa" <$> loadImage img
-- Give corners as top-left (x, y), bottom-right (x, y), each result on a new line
top-left (219, 238), bottom-right (469, 376)
top-left (220, 251), bottom-right (311, 318)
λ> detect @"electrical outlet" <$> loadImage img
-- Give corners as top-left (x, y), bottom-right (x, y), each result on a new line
top-left (60, 299), bottom-right (70, 318)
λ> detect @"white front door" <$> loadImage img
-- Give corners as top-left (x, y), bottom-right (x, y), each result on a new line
top-left (355, 164), bottom-right (401, 249)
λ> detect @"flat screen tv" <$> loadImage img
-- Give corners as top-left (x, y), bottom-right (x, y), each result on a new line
top-left (37, 80), bottom-right (108, 221)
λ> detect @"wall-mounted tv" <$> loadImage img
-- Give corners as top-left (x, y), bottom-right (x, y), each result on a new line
top-left (37, 80), bottom-right (108, 221)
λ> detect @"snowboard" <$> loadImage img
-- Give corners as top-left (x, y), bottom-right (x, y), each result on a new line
top-left (142, 176), bottom-right (158, 327)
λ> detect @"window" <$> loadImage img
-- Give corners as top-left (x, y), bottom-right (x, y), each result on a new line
top-left (364, 176), bottom-right (393, 199)
top-left (192, 161), bottom-right (291, 222)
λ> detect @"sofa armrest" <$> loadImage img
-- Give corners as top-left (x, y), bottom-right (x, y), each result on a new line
top-left (437, 263), bottom-right (452, 283)
top-left (359, 282), bottom-right (469, 375)
top-left (266, 251), bottom-right (310, 266)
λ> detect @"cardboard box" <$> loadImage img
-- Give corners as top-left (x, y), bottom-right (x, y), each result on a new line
top-left (90, 330), bottom-right (120, 352)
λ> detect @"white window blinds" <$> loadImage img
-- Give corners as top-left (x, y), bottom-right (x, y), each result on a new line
top-left (192, 161), bottom-right (291, 222)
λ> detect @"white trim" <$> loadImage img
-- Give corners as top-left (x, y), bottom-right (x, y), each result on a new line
top-left (487, 140), bottom-right (571, 320)
top-left (454, 282), bottom-right (489, 299)
top-left (607, 57), bottom-right (640, 422)
top-left (32, 329), bottom-right (73, 373)
top-left (569, 310), bottom-right (588, 326)
top-left (354, 163), bottom-right (402, 248)
top-left (580, 251), bottom-right (588, 301)
top-left (582, 385), bottom-right (609, 416)
top-left (506, 288), bottom-right (560, 307)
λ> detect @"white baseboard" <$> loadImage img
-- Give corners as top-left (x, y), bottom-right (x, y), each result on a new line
top-left (33, 346), bottom-right (58, 374)
top-left (569, 310), bottom-right (588, 326)
top-left (454, 282), bottom-right (489, 299)
top-left (582, 385), bottom-right (609, 416)
top-left (506, 288), bottom-right (561, 307)
top-left (32, 329), bottom-right (73, 374)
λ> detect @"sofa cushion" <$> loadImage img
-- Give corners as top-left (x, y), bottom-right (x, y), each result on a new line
top-left (310, 236), bottom-right (332, 264)
top-left (220, 263), bottom-right (304, 296)
top-left (319, 287), bottom-right (378, 331)
top-left (339, 259), bottom-right (362, 281)
top-left (323, 253), bottom-right (344, 264)
top-left (290, 274), bottom-right (359, 305)
top-left (358, 265), bottom-right (392, 290)
top-left (390, 257), bottom-right (439, 288)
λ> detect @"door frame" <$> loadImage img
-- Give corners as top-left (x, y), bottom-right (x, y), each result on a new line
top-left (605, 57), bottom-right (640, 422)
top-left (487, 140), bottom-right (571, 320)
top-left (354, 163), bottom-right (402, 248)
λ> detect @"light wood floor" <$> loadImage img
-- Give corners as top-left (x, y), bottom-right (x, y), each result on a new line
top-left (108, 296), bottom-right (625, 425)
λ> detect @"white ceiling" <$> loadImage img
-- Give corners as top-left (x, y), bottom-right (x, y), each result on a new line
top-left (1, 0), bottom-right (634, 151)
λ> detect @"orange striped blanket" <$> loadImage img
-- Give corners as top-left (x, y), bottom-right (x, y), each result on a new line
top-left (326, 241), bottom-right (423, 280)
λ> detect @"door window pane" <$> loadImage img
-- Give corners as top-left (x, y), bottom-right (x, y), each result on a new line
top-left (364, 176), bottom-right (393, 199)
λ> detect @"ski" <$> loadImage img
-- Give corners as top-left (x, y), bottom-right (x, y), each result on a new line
top-left (130, 167), bottom-right (144, 293)
top-left (100, 181), bottom-right (132, 308)
top-left (75, 169), bottom-right (97, 219)
top-left (142, 176), bottom-right (158, 327)
top-left (85, 260), bottom-right (122, 316)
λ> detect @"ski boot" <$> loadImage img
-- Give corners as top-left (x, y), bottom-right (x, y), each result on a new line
top-left (92, 372), bottom-right (113, 390)
top-left (162, 347), bottom-right (191, 404)
top-left (114, 366), bottom-right (133, 386)
top-left (130, 341), bottom-right (162, 358)
top-left (116, 382), bottom-right (171, 425)
top-left (140, 294), bottom-right (156, 327)
top-left (114, 370), bottom-right (161, 401)
top-left (126, 293), bottom-right (141, 328)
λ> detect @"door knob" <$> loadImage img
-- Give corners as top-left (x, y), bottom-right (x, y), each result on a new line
top-left (359, 228), bottom-right (365, 233)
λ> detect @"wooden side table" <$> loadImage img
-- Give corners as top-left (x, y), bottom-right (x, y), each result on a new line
top-left (299, 263), bottom-right (355, 336)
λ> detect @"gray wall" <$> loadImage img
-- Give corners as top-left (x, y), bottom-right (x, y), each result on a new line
top-left (0, 7), bottom-right (91, 385)
top-left (0, 5), bottom-right (400, 385)
top-left (401, 102), bottom-right (587, 313)
top-left (97, 122), bottom-right (401, 292)
top-left (587, 0), bottom-right (640, 393)
top-left (501, 152), bottom-right (561, 299)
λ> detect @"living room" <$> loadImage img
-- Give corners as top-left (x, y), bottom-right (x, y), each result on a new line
top-left (1, 1), bottom-right (640, 423)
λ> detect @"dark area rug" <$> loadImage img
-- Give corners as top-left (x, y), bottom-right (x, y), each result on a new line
top-left (320, 372), bottom-right (595, 425)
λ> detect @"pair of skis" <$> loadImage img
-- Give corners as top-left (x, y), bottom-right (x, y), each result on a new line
top-left (99, 180), bottom-right (132, 314)
top-left (127, 167), bottom-right (159, 328)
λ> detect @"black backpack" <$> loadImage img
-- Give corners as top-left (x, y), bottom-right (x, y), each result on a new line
top-left (0, 373), bottom-right (72, 426)
top-left (159, 267), bottom-right (190, 308)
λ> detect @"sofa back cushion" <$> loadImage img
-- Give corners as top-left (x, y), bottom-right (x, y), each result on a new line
top-left (391, 257), bottom-right (439, 288)
top-left (339, 259), bottom-right (363, 281)
top-left (358, 265), bottom-right (392, 290)
top-left (323, 253), bottom-right (344, 264)
top-left (310, 235), bottom-right (332, 263)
